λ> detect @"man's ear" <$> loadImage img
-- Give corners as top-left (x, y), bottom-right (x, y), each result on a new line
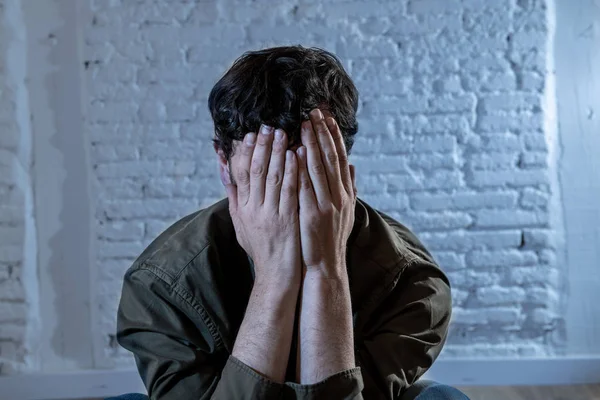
top-left (214, 144), bottom-right (231, 185)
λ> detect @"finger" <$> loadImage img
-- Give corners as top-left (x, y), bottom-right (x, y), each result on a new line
top-left (296, 146), bottom-right (317, 210)
top-left (326, 117), bottom-right (352, 196)
top-left (279, 150), bottom-right (298, 215)
top-left (309, 109), bottom-right (342, 204)
top-left (235, 132), bottom-right (256, 206)
top-left (300, 118), bottom-right (330, 206)
top-left (265, 129), bottom-right (288, 207)
top-left (349, 164), bottom-right (357, 198)
top-left (250, 125), bottom-right (274, 205)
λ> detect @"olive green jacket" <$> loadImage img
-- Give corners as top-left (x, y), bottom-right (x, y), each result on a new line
top-left (117, 198), bottom-right (451, 399)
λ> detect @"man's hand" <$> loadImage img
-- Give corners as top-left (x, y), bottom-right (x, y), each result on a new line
top-left (222, 125), bottom-right (301, 383)
top-left (223, 124), bottom-right (301, 285)
top-left (295, 109), bottom-right (358, 384)
top-left (296, 109), bottom-right (357, 279)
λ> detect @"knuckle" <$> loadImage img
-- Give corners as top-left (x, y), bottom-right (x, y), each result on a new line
top-left (236, 170), bottom-right (250, 185)
top-left (338, 152), bottom-right (349, 164)
top-left (325, 151), bottom-right (339, 165)
top-left (282, 184), bottom-right (295, 198)
top-left (266, 172), bottom-right (281, 187)
top-left (300, 176), bottom-right (312, 190)
top-left (311, 163), bottom-right (326, 175)
top-left (250, 162), bottom-right (265, 177)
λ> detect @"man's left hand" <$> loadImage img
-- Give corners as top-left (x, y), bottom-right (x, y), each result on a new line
top-left (296, 109), bottom-right (357, 279)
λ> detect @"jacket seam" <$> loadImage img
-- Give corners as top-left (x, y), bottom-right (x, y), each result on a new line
top-left (137, 262), bottom-right (224, 350)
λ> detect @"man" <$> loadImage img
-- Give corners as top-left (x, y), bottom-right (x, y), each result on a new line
top-left (117, 46), bottom-right (452, 399)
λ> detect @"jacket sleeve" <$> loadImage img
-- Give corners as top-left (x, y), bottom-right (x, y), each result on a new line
top-left (117, 264), bottom-right (283, 400)
top-left (355, 261), bottom-right (452, 400)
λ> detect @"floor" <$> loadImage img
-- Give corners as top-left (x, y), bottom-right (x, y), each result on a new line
top-left (458, 385), bottom-right (600, 400)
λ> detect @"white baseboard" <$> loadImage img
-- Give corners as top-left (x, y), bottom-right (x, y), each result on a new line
top-left (1, 357), bottom-right (599, 399)
top-left (425, 356), bottom-right (600, 386)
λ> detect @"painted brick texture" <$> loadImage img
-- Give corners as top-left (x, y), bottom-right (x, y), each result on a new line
top-left (83, 0), bottom-right (559, 365)
top-left (0, 0), bottom-right (35, 374)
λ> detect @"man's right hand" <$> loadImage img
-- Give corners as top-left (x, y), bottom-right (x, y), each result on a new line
top-left (223, 125), bottom-right (301, 286)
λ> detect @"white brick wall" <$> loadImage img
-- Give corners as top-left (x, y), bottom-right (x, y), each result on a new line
top-left (0, 0), bottom-right (37, 374)
top-left (83, 0), bottom-right (560, 365)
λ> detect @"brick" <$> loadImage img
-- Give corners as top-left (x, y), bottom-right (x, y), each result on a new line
top-left (477, 286), bottom-right (526, 306)
top-left (88, 101), bottom-right (138, 123)
top-left (368, 193), bottom-right (409, 212)
top-left (476, 112), bottom-right (544, 133)
top-left (519, 152), bottom-right (547, 168)
top-left (527, 287), bottom-right (559, 307)
top-left (452, 308), bottom-right (487, 325)
top-left (0, 206), bottom-right (24, 226)
top-left (101, 199), bottom-right (197, 220)
top-left (362, 96), bottom-right (428, 115)
top-left (97, 241), bottom-right (144, 259)
top-left (428, 94), bottom-right (477, 114)
top-left (530, 308), bottom-right (556, 325)
top-left (336, 34), bottom-right (401, 60)
top-left (92, 143), bottom-right (139, 163)
top-left (407, 0), bottom-right (457, 14)
top-left (468, 169), bottom-right (549, 188)
top-left (408, 153), bottom-right (457, 170)
top-left (97, 221), bottom-right (144, 241)
top-left (487, 307), bottom-right (522, 324)
top-left (520, 188), bottom-right (549, 209)
top-left (432, 252), bottom-right (465, 271)
top-left (447, 270), bottom-right (500, 288)
top-left (467, 133), bottom-right (522, 152)
top-left (469, 153), bottom-right (518, 170)
top-left (523, 132), bottom-right (548, 151)
top-left (508, 267), bottom-right (560, 286)
top-left (522, 229), bottom-right (555, 249)
top-left (480, 93), bottom-right (541, 112)
top-left (420, 230), bottom-right (522, 251)
top-left (139, 140), bottom-right (204, 161)
top-left (452, 289), bottom-right (469, 307)
top-left (396, 115), bottom-right (470, 135)
top-left (522, 71), bottom-right (545, 91)
top-left (145, 220), bottom-right (170, 239)
top-left (411, 190), bottom-right (517, 211)
top-left (95, 160), bottom-right (195, 178)
top-left (538, 249), bottom-right (556, 266)
top-left (402, 212), bottom-right (473, 232)
top-left (89, 124), bottom-right (181, 145)
top-left (0, 323), bottom-right (25, 341)
top-left (0, 302), bottom-right (26, 323)
top-left (97, 179), bottom-right (144, 200)
top-left (0, 246), bottom-right (21, 263)
top-left (421, 170), bottom-right (463, 190)
top-left (467, 249), bottom-right (537, 268)
top-left (352, 155), bottom-right (408, 174)
top-left (475, 209), bottom-right (548, 228)
top-left (0, 280), bottom-right (25, 301)
top-left (432, 75), bottom-right (463, 94)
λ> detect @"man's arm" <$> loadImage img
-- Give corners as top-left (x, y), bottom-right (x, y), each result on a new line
top-left (224, 126), bottom-right (302, 382)
top-left (295, 110), bottom-right (359, 384)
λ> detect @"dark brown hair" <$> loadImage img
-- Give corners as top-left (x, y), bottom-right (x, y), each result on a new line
top-left (209, 45), bottom-right (359, 160)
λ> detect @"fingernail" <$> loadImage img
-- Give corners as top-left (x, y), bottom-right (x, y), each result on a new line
top-left (310, 109), bottom-right (323, 120)
top-left (260, 125), bottom-right (274, 135)
top-left (245, 133), bottom-right (256, 145)
top-left (275, 129), bottom-right (284, 141)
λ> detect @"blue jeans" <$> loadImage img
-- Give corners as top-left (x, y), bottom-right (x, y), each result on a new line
top-left (106, 382), bottom-right (470, 400)
top-left (406, 381), bottom-right (470, 400)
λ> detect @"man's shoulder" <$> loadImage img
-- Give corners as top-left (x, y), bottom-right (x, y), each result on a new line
top-left (354, 199), bottom-right (437, 269)
top-left (128, 198), bottom-right (235, 280)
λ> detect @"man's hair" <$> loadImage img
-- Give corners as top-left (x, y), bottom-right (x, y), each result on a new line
top-left (209, 45), bottom-right (359, 160)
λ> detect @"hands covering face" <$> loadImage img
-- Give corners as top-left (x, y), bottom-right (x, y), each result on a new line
top-left (222, 109), bottom-right (357, 282)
